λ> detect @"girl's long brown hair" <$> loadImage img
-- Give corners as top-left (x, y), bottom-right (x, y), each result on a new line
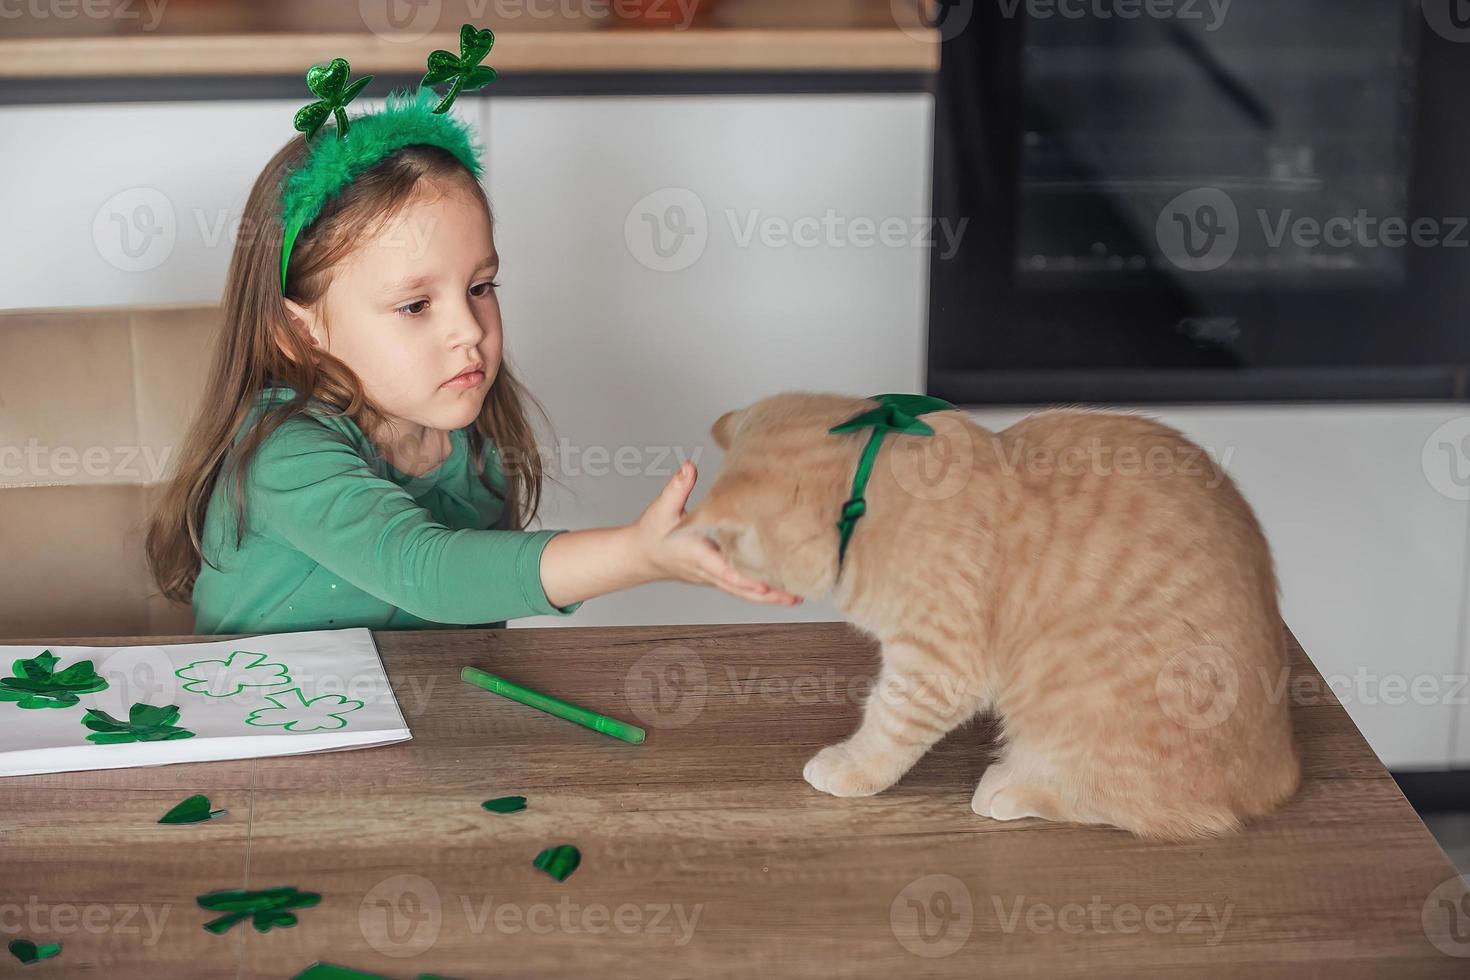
top-left (146, 136), bottom-right (552, 604)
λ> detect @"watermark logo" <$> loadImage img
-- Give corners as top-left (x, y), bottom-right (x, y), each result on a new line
top-left (624, 187), bottom-right (966, 271)
top-left (358, 0), bottom-right (443, 42)
top-left (892, 0), bottom-right (975, 41)
top-left (1156, 188), bottom-right (1239, 272)
top-left (1422, 874), bottom-right (1470, 957)
top-left (624, 645), bottom-right (708, 728)
top-left (625, 187), bottom-right (708, 272)
top-left (88, 648), bottom-right (182, 716)
top-left (890, 874), bottom-right (974, 958)
top-left (1423, 0), bottom-right (1470, 42)
top-left (360, 874), bottom-right (443, 957)
top-left (93, 187), bottom-right (176, 273)
top-left (1155, 644), bottom-right (1239, 730)
top-left (887, 411), bottom-right (975, 502)
top-left (1422, 417), bottom-right (1470, 501)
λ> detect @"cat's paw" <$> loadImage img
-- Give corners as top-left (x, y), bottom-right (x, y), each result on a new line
top-left (803, 743), bottom-right (897, 797)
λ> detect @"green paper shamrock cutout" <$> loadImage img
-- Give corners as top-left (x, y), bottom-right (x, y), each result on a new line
top-left (245, 688), bottom-right (364, 733)
top-left (481, 795), bottom-right (527, 814)
top-left (8, 939), bottom-right (61, 964)
top-left (828, 393), bottom-right (957, 438)
top-left (421, 23), bottom-right (498, 114)
top-left (294, 57), bottom-right (374, 139)
top-left (533, 844), bottom-right (581, 882)
top-left (1, 651), bottom-right (108, 709)
top-left (82, 703), bottom-right (195, 744)
top-left (197, 886), bottom-right (321, 934)
top-left (0, 651), bottom-right (109, 709)
top-left (176, 650), bottom-right (291, 698)
top-left (159, 794), bottom-right (228, 824)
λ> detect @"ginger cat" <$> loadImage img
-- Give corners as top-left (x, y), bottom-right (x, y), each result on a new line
top-left (676, 393), bottom-right (1300, 840)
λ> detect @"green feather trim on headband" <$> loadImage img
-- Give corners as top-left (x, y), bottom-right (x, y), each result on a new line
top-left (278, 86), bottom-right (485, 292)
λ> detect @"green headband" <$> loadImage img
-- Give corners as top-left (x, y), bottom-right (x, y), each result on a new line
top-left (278, 24), bottom-right (497, 293)
top-left (829, 393), bottom-right (957, 568)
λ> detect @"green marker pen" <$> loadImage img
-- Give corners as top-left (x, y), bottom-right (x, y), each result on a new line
top-left (460, 666), bottom-right (646, 745)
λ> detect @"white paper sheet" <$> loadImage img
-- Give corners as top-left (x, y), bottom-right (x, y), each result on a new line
top-left (0, 627), bottom-right (411, 777)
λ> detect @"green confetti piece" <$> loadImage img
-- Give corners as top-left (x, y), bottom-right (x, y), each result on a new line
top-left (292, 964), bottom-right (389, 980)
top-left (8, 939), bottom-right (61, 964)
top-left (159, 794), bottom-right (228, 824)
top-left (0, 651), bottom-right (108, 709)
top-left (82, 703), bottom-right (194, 744)
top-left (197, 886), bottom-right (320, 934)
top-left (481, 795), bottom-right (527, 814)
top-left (533, 844), bottom-right (581, 882)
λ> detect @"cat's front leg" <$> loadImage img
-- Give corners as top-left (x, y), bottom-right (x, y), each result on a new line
top-left (804, 645), bottom-right (985, 798)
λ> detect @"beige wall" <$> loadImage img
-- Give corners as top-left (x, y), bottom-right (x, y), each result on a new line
top-left (0, 306), bottom-right (215, 638)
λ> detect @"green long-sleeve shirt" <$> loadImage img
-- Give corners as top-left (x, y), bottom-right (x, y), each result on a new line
top-left (191, 386), bottom-right (582, 634)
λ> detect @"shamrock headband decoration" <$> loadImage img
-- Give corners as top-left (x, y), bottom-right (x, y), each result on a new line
top-left (829, 393), bottom-right (957, 569)
top-left (278, 24), bottom-right (498, 293)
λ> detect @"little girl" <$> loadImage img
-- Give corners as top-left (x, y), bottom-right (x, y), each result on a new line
top-left (145, 86), bottom-right (800, 633)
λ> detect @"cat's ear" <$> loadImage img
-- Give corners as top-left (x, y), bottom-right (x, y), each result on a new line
top-left (712, 408), bottom-right (748, 451)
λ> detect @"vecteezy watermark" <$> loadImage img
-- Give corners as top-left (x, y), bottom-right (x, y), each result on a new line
top-left (0, 0), bottom-right (168, 29)
top-left (890, 0), bottom-right (1229, 40)
top-left (1157, 187), bottom-right (1468, 273)
top-left (990, 433), bottom-right (1235, 489)
top-left (623, 187), bottom-right (968, 273)
top-left (891, 874), bottom-right (974, 958)
top-left (0, 898), bottom-right (171, 947)
top-left (891, 0), bottom-right (975, 42)
top-left (1422, 416), bottom-right (1470, 501)
top-left (1153, 644), bottom-right (1470, 731)
top-left (994, 0), bottom-right (1230, 29)
top-left (1422, 0), bottom-right (1470, 43)
top-left (992, 895), bottom-right (1234, 945)
top-left (358, 0), bottom-right (706, 41)
top-left (1423, 874), bottom-right (1470, 958)
top-left (624, 645), bottom-right (708, 728)
top-left (361, 875), bottom-right (444, 958)
top-left (0, 440), bottom-right (175, 486)
top-left (460, 894), bottom-right (703, 945)
top-left (359, 874), bottom-right (703, 956)
top-left (1154, 645), bottom-right (1240, 730)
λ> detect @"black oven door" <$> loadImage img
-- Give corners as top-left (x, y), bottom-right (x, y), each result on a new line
top-left (927, 0), bottom-right (1470, 404)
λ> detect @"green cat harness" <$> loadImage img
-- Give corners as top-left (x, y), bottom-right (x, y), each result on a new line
top-left (829, 393), bottom-right (957, 569)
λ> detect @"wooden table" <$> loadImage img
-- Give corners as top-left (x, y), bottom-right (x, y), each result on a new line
top-left (2, 622), bottom-right (1467, 978)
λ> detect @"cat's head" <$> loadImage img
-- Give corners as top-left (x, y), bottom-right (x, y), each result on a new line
top-left (675, 392), bottom-right (878, 601)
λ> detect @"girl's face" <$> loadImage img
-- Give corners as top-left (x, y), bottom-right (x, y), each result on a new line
top-left (286, 178), bottom-right (503, 437)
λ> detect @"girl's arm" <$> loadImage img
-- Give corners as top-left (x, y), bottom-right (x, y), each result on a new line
top-left (538, 460), bottom-right (802, 609)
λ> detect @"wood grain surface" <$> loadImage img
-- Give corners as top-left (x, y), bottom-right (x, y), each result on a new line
top-left (1, 621), bottom-right (1466, 978)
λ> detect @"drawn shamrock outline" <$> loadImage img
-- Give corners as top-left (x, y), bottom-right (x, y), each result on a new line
top-left (175, 650), bottom-right (292, 699)
top-left (244, 688), bottom-right (364, 733)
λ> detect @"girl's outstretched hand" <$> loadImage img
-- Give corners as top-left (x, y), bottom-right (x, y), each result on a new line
top-left (633, 460), bottom-right (803, 606)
